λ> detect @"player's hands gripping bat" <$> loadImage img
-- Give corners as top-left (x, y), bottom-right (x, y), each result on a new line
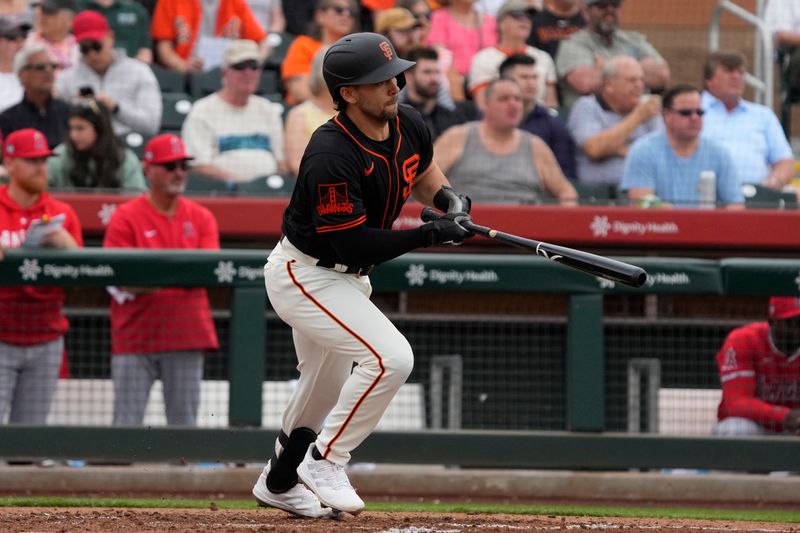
top-left (421, 211), bottom-right (475, 246)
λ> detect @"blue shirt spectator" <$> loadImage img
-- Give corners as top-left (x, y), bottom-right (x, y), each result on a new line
top-left (700, 50), bottom-right (795, 190)
top-left (519, 106), bottom-right (576, 180)
top-left (701, 91), bottom-right (793, 188)
top-left (621, 84), bottom-right (743, 209)
top-left (622, 131), bottom-right (742, 208)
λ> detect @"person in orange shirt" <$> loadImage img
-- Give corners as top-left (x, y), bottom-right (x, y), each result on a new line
top-left (151, 0), bottom-right (268, 73)
top-left (281, 0), bottom-right (356, 104)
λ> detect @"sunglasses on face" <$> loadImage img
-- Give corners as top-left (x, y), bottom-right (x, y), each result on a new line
top-left (326, 5), bottom-right (354, 16)
top-left (230, 59), bottom-right (261, 71)
top-left (158, 160), bottom-right (189, 172)
top-left (79, 40), bottom-right (103, 55)
top-left (670, 108), bottom-right (705, 117)
top-left (24, 62), bottom-right (59, 71)
top-left (505, 10), bottom-right (529, 20)
top-left (0, 32), bottom-right (24, 41)
top-left (413, 12), bottom-right (432, 21)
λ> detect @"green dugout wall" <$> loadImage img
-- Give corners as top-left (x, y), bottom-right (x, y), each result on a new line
top-left (0, 248), bottom-right (798, 470)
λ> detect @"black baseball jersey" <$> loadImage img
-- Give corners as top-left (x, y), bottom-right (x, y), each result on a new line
top-left (282, 104), bottom-right (433, 262)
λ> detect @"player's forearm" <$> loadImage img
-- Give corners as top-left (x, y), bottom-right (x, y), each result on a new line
top-left (412, 161), bottom-right (450, 207)
top-left (327, 224), bottom-right (427, 267)
top-left (723, 395), bottom-right (789, 424)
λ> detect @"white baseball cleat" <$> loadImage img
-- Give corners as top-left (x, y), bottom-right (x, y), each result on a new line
top-left (297, 445), bottom-right (365, 515)
top-left (252, 462), bottom-right (338, 519)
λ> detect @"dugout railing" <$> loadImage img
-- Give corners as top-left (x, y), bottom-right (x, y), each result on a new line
top-left (0, 248), bottom-right (799, 471)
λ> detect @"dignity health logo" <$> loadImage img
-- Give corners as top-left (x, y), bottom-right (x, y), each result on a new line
top-left (405, 264), bottom-right (499, 286)
top-left (589, 215), bottom-right (679, 238)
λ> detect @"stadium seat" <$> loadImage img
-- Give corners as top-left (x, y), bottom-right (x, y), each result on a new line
top-left (742, 183), bottom-right (798, 209)
top-left (122, 131), bottom-right (151, 159)
top-left (160, 92), bottom-right (193, 131)
top-left (256, 69), bottom-right (280, 97)
top-left (236, 174), bottom-right (297, 196)
top-left (188, 68), bottom-right (223, 100)
top-left (263, 32), bottom-right (296, 72)
top-left (185, 172), bottom-right (237, 196)
top-left (150, 64), bottom-right (187, 94)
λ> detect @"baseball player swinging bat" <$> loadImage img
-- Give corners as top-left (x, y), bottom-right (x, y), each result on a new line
top-left (421, 207), bottom-right (648, 288)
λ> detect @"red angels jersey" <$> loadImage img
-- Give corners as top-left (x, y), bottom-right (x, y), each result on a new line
top-left (103, 194), bottom-right (220, 354)
top-left (0, 185), bottom-right (84, 346)
top-left (716, 321), bottom-right (800, 431)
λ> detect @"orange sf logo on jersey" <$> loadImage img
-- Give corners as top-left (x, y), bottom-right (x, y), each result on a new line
top-left (401, 154), bottom-right (420, 199)
top-left (379, 41), bottom-right (393, 61)
top-left (317, 183), bottom-right (354, 216)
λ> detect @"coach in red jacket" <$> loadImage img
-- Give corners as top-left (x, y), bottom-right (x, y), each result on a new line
top-left (714, 297), bottom-right (800, 435)
top-left (0, 128), bottom-right (83, 424)
top-left (103, 133), bottom-right (219, 427)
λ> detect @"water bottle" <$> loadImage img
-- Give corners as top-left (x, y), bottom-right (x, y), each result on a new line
top-left (697, 170), bottom-right (716, 209)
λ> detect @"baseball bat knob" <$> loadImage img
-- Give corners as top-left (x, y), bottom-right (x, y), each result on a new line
top-left (421, 207), bottom-right (442, 222)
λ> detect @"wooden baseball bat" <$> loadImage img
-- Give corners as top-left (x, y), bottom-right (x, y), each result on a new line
top-left (421, 207), bottom-right (647, 288)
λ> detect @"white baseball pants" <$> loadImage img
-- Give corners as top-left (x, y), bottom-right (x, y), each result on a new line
top-left (265, 238), bottom-right (413, 465)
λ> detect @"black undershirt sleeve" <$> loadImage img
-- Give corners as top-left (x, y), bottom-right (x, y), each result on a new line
top-left (327, 224), bottom-right (428, 267)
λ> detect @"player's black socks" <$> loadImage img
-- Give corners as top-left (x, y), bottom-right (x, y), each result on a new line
top-left (311, 445), bottom-right (324, 461)
top-left (266, 427), bottom-right (317, 493)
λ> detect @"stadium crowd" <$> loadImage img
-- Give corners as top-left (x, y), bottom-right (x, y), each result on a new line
top-left (0, 0), bottom-right (793, 208)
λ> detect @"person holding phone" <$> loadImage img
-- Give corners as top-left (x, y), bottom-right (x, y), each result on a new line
top-left (55, 10), bottom-right (161, 137)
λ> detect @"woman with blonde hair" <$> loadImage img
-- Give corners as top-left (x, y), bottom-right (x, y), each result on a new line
top-left (283, 47), bottom-right (335, 177)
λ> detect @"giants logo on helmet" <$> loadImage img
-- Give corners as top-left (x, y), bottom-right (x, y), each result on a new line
top-left (379, 41), bottom-right (393, 61)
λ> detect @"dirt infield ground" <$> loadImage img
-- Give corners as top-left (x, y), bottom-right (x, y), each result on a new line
top-left (0, 508), bottom-right (798, 532)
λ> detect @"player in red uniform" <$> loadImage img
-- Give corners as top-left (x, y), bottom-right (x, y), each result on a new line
top-left (0, 128), bottom-right (83, 425)
top-left (713, 296), bottom-right (800, 436)
top-left (251, 33), bottom-right (473, 518)
top-left (103, 133), bottom-right (219, 427)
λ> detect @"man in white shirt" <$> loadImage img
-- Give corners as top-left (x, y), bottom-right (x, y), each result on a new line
top-left (765, 0), bottom-right (800, 91)
top-left (182, 39), bottom-right (285, 183)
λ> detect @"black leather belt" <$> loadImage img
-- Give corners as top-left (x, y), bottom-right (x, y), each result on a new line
top-left (315, 259), bottom-right (374, 277)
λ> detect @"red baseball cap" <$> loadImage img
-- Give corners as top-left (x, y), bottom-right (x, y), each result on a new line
top-left (768, 297), bottom-right (800, 320)
top-left (3, 128), bottom-right (53, 158)
top-left (143, 133), bottom-right (193, 164)
top-left (72, 10), bottom-right (109, 42)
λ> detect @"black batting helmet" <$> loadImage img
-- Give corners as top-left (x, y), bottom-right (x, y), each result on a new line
top-left (323, 32), bottom-right (415, 104)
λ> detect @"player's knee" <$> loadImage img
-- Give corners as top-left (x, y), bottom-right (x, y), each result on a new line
top-left (382, 340), bottom-right (414, 382)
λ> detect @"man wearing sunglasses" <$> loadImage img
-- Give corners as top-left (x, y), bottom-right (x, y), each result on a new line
top-left (103, 133), bottom-right (220, 429)
top-left (621, 84), bottom-right (743, 209)
top-left (0, 16), bottom-right (30, 114)
top-left (0, 43), bottom-right (70, 149)
top-left (182, 39), bottom-right (284, 183)
top-left (55, 10), bottom-right (161, 137)
top-left (555, 0), bottom-right (669, 111)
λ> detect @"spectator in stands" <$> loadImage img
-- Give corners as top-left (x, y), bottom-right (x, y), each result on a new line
top-left (281, 0), bottom-right (356, 105)
top-left (249, 0), bottom-right (286, 33)
top-left (79, 0), bottom-right (153, 63)
top-left (469, 0), bottom-right (557, 110)
top-left (713, 296), bottom-right (800, 436)
top-left (284, 48), bottom-right (334, 177)
top-left (182, 39), bottom-right (284, 183)
top-left (151, 0), bottom-right (268, 73)
top-left (55, 10), bottom-right (161, 137)
top-left (567, 56), bottom-right (661, 186)
top-left (434, 78), bottom-right (577, 204)
top-left (765, 0), bottom-right (800, 93)
top-left (397, 0), bottom-right (432, 41)
top-left (375, 7), bottom-right (422, 59)
top-left (701, 50), bottom-right (795, 191)
top-left (399, 46), bottom-right (476, 142)
top-left (426, 0), bottom-right (497, 101)
top-left (0, 128), bottom-right (83, 425)
top-left (47, 98), bottom-right (146, 190)
top-left (555, 0), bottom-right (669, 111)
top-left (620, 84), bottom-right (743, 209)
top-left (526, 0), bottom-right (583, 60)
top-left (27, 0), bottom-right (79, 70)
top-left (0, 16), bottom-right (29, 113)
top-left (499, 53), bottom-right (575, 179)
top-left (0, 43), bottom-right (70, 148)
top-left (0, 1), bottom-right (33, 18)
top-left (103, 133), bottom-right (219, 427)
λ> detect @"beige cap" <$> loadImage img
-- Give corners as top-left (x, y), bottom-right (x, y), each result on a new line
top-left (375, 8), bottom-right (420, 34)
top-left (223, 39), bottom-right (260, 68)
top-left (496, 0), bottom-right (529, 21)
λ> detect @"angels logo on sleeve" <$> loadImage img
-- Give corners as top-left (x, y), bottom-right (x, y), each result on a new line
top-left (316, 183), bottom-right (354, 216)
top-left (721, 346), bottom-right (738, 371)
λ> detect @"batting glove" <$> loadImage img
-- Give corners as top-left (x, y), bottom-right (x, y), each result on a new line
top-left (421, 212), bottom-right (474, 246)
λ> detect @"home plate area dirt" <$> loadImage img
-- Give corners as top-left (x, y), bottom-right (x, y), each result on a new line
top-left (0, 508), bottom-right (798, 532)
